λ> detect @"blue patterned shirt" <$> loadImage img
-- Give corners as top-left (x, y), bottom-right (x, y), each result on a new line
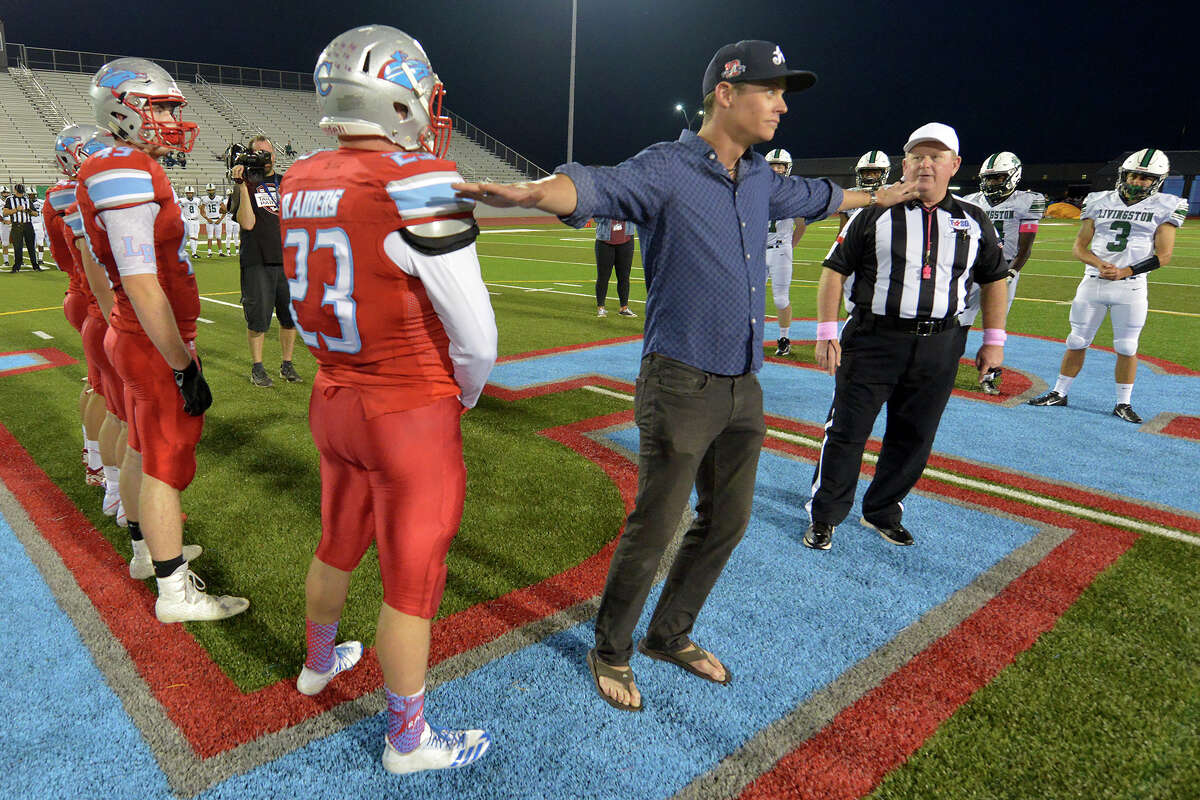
top-left (557, 131), bottom-right (842, 374)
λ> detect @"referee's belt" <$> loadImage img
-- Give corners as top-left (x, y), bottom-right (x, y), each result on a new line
top-left (852, 309), bottom-right (959, 336)
top-left (767, 242), bottom-right (787, 249)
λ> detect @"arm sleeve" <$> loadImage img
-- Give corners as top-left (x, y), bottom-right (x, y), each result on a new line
top-left (1169, 198), bottom-right (1188, 228)
top-left (554, 144), bottom-right (673, 229)
top-left (769, 172), bottom-right (843, 223)
top-left (1080, 193), bottom-right (1100, 221)
top-left (98, 204), bottom-right (162, 277)
top-left (382, 231), bottom-right (498, 408)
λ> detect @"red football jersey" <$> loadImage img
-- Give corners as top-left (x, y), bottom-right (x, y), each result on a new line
top-left (74, 146), bottom-right (200, 339)
top-left (280, 147), bottom-right (475, 415)
top-left (42, 181), bottom-right (85, 294)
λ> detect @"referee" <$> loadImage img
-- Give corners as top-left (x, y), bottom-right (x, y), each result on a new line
top-left (2, 184), bottom-right (42, 272)
top-left (804, 123), bottom-right (1008, 550)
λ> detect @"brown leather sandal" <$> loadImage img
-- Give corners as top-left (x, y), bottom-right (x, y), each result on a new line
top-left (637, 639), bottom-right (732, 685)
top-left (587, 648), bottom-right (643, 712)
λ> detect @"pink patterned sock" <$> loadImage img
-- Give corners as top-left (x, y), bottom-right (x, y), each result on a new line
top-left (386, 687), bottom-right (426, 754)
top-left (304, 619), bottom-right (338, 673)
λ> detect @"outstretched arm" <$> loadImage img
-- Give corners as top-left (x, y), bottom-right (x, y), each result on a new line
top-left (453, 174), bottom-right (578, 217)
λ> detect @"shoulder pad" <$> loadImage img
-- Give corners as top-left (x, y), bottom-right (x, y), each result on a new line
top-left (81, 149), bottom-right (157, 211)
top-left (385, 163), bottom-right (475, 230)
top-left (400, 220), bottom-right (480, 256)
top-left (45, 184), bottom-right (78, 211)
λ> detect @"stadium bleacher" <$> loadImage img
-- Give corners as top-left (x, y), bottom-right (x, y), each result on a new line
top-left (1, 56), bottom-right (542, 191)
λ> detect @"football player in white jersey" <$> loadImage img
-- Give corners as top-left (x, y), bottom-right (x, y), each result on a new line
top-left (199, 183), bottom-right (226, 257)
top-left (835, 150), bottom-right (890, 236)
top-left (1029, 148), bottom-right (1186, 423)
top-left (961, 152), bottom-right (1045, 393)
top-left (221, 189), bottom-right (240, 256)
top-left (32, 188), bottom-right (51, 264)
top-left (764, 148), bottom-right (806, 355)
top-left (178, 185), bottom-right (201, 257)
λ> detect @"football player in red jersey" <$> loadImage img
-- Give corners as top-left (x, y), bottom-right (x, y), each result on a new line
top-left (75, 58), bottom-right (247, 622)
top-left (48, 124), bottom-right (127, 513)
top-left (283, 26), bottom-right (497, 775)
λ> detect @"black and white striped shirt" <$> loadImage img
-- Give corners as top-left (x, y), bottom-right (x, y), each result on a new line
top-left (825, 194), bottom-right (1007, 320)
top-left (3, 194), bottom-right (34, 225)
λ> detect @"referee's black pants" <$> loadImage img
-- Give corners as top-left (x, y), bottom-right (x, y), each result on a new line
top-left (808, 315), bottom-right (968, 528)
top-left (10, 222), bottom-right (39, 271)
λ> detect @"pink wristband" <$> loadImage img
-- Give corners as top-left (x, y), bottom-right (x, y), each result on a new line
top-left (982, 328), bottom-right (1007, 346)
top-left (816, 321), bottom-right (838, 341)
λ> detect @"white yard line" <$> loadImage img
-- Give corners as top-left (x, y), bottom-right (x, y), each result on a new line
top-left (579, 385), bottom-right (1200, 547)
top-left (199, 295), bottom-right (242, 309)
top-left (196, 317), bottom-right (214, 324)
top-left (32, 330), bottom-right (52, 340)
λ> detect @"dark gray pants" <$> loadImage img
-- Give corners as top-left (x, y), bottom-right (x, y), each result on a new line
top-left (594, 353), bottom-right (765, 666)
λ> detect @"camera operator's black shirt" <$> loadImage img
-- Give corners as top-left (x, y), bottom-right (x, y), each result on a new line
top-left (230, 173), bottom-right (283, 266)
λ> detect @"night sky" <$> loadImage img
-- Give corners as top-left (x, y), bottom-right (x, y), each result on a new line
top-left (5, 1), bottom-right (1196, 170)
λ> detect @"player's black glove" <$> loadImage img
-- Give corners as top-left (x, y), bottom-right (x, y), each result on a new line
top-left (173, 358), bottom-right (212, 416)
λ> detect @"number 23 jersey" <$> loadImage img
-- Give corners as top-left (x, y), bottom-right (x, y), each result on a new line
top-left (279, 148), bottom-right (479, 411)
top-left (1080, 190), bottom-right (1186, 276)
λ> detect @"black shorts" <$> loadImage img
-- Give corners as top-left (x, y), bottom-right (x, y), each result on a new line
top-left (240, 262), bottom-right (294, 333)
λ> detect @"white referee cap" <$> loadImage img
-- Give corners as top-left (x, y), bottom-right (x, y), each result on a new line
top-left (904, 122), bottom-right (959, 155)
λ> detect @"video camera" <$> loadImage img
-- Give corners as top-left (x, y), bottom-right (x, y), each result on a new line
top-left (226, 143), bottom-right (271, 182)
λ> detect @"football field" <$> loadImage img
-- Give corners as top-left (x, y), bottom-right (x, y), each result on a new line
top-left (0, 217), bottom-right (1197, 799)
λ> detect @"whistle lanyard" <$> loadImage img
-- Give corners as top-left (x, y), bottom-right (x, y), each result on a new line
top-left (922, 206), bottom-right (935, 280)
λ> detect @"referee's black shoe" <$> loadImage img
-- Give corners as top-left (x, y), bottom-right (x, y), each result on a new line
top-left (1028, 390), bottom-right (1067, 407)
top-left (803, 522), bottom-right (834, 550)
top-left (861, 517), bottom-right (915, 546)
top-left (1112, 403), bottom-right (1143, 424)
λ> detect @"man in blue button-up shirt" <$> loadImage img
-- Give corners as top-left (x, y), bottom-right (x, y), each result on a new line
top-left (457, 40), bottom-right (917, 712)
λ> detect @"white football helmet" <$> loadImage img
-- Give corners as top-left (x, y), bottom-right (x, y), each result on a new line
top-left (979, 152), bottom-right (1022, 202)
top-left (54, 124), bottom-right (116, 178)
top-left (90, 57), bottom-right (198, 152)
top-left (765, 148), bottom-right (792, 176)
top-left (314, 25), bottom-right (452, 156)
top-left (185, 185), bottom-right (195, 196)
top-left (1117, 148), bottom-right (1169, 204)
top-left (205, 182), bottom-right (216, 193)
top-left (854, 150), bottom-right (890, 190)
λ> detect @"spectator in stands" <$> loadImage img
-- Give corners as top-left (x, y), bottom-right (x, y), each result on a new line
top-left (178, 152), bottom-right (187, 168)
top-left (163, 152), bottom-right (176, 168)
top-left (284, 141), bottom-right (296, 157)
top-left (2, 184), bottom-right (41, 272)
top-left (229, 134), bottom-right (300, 387)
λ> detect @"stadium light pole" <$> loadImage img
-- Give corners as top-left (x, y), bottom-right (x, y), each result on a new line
top-left (566, 0), bottom-right (577, 163)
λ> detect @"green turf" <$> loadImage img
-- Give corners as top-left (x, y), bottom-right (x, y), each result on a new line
top-left (0, 219), bottom-right (1197, 791)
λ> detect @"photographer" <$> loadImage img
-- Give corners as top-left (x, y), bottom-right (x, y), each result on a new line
top-left (229, 135), bottom-right (301, 387)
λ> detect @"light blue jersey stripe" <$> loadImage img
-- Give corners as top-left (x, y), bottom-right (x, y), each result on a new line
top-left (47, 190), bottom-right (77, 211)
top-left (64, 212), bottom-right (85, 234)
top-left (386, 181), bottom-right (472, 218)
top-left (88, 176), bottom-right (155, 209)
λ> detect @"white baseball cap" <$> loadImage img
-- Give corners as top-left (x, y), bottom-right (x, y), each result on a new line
top-left (904, 122), bottom-right (959, 155)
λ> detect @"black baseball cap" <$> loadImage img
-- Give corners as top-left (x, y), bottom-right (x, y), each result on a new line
top-left (702, 40), bottom-right (817, 97)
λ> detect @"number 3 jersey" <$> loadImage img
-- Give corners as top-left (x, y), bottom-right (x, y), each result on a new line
top-left (280, 148), bottom-right (497, 415)
top-left (1079, 190), bottom-right (1186, 277)
top-left (74, 147), bottom-right (200, 340)
top-left (961, 189), bottom-right (1045, 264)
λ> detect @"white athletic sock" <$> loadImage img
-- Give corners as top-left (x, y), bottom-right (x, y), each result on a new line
top-left (81, 423), bottom-right (88, 446)
top-left (1116, 383), bottom-right (1134, 405)
top-left (85, 440), bottom-right (102, 470)
top-left (1052, 374), bottom-right (1075, 396)
top-left (778, 326), bottom-right (790, 339)
top-left (103, 465), bottom-right (120, 492)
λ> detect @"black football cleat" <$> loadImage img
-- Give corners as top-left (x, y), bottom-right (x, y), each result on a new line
top-left (775, 336), bottom-right (791, 357)
top-left (803, 522), bottom-right (834, 550)
top-left (861, 517), bottom-right (915, 546)
top-left (1112, 404), bottom-right (1142, 424)
top-left (1028, 390), bottom-right (1067, 407)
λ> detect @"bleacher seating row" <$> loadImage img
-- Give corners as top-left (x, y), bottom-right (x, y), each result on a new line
top-left (1, 68), bottom-right (535, 191)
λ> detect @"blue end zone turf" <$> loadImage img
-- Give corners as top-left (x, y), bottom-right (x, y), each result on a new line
top-left (488, 325), bottom-right (1200, 513)
top-left (0, 353), bottom-right (46, 374)
top-left (195, 439), bottom-right (1038, 799)
top-left (0, 509), bottom-right (171, 798)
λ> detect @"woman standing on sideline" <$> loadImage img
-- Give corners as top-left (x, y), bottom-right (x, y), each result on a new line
top-left (594, 218), bottom-right (636, 317)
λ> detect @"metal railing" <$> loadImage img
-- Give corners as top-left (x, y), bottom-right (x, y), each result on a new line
top-left (447, 110), bottom-right (549, 180)
top-left (193, 73), bottom-right (260, 138)
top-left (9, 64), bottom-right (73, 133)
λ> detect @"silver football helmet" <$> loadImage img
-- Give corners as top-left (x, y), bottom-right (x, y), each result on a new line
top-left (765, 148), bottom-right (792, 176)
top-left (55, 123), bottom-right (116, 178)
top-left (90, 57), bottom-right (198, 152)
top-left (979, 152), bottom-right (1022, 202)
top-left (854, 150), bottom-right (891, 190)
top-left (1117, 148), bottom-right (1169, 204)
top-left (313, 25), bottom-right (452, 156)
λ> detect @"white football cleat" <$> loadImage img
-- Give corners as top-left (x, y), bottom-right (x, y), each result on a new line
top-left (154, 568), bottom-right (249, 623)
top-left (116, 502), bottom-right (128, 528)
top-left (102, 489), bottom-right (121, 517)
top-left (296, 641), bottom-right (363, 696)
top-left (129, 540), bottom-right (204, 580)
top-left (382, 725), bottom-right (492, 775)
